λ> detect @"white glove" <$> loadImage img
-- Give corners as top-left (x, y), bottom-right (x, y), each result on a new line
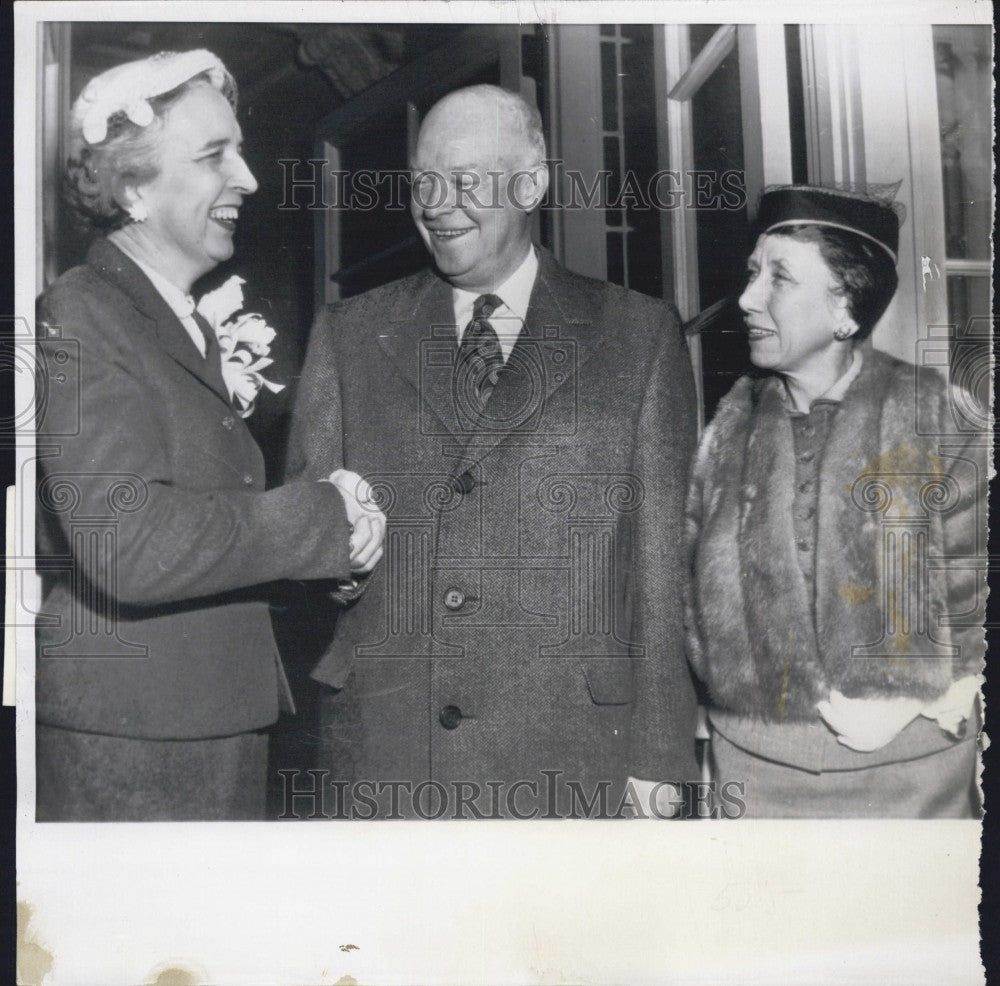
top-left (920, 675), bottom-right (982, 738)
top-left (326, 469), bottom-right (387, 574)
top-left (816, 690), bottom-right (923, 752)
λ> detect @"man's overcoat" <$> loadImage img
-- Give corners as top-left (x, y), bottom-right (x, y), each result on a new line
top-left (288, 249), bottom-right (699, 815)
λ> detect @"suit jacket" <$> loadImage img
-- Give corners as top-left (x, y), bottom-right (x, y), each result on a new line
top-left (287, 249), bottom-right (699, 814)
top-left (35, 238), bottom-right (353, 740)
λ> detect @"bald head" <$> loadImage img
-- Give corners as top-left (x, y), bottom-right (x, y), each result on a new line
top-left (409, 85), bottom-right (549, 293)
top-left (416, 85), bottom-right (546, 169)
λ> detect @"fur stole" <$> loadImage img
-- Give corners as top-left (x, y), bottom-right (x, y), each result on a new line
top-left (686, 348), bottom-right (985, 721)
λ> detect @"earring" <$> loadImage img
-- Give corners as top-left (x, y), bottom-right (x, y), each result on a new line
top-left (833, 325), bottom-right (853, 341)
top-left (127, 201), bottom-right (149, 223)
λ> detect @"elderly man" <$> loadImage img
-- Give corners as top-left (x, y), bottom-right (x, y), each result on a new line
top-left (287, 84), bottom-right (698, 818)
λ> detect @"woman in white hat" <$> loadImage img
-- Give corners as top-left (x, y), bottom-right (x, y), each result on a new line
top-left (35, 50), bottom-right (385, 820)
top-left (684, 185), bottom-right (985, 817)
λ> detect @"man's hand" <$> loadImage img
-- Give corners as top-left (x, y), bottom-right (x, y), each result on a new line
top-left (326, 469), bottom-right (387, 574)
top-left (816, 690), bottom-right (923, 752)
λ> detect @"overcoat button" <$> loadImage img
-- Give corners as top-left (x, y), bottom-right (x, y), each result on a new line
top-left (242, 474), bottom-right (254, 486)
top-left (222, 416), bottom-right (235, 430)
top-left (453, 471), bottom-right (476, 494)
top-left (444, 588), bottom-right (466, 610)
top-left (439, 705), bottom-right (463, 730)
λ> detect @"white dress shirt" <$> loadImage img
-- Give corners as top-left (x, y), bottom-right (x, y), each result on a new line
top-left (451, 246), bottom-right (538, 364)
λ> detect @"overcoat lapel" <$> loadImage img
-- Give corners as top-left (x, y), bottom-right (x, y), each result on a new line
top-left (377, 269), bottom-right (464, 441)
top-left (449, 250), bottom-right (610, 472)
top-left (87, 238), bottom-right (232, 406)
top-left (374, 250), bottom-right (614, 473)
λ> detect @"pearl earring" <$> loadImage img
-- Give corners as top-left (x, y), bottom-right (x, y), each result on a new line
top-left (127, 201), bottom-right (149, 223)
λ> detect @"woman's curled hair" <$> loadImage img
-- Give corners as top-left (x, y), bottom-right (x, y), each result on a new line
top-left (64, 69), bottom-right (237, 233)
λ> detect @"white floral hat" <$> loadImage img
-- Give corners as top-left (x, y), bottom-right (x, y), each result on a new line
top-left (71, 49), bottom-right (232, 146)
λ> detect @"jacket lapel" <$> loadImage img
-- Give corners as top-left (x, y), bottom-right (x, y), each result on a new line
top-left (87, 238), bottom-right (233, 406)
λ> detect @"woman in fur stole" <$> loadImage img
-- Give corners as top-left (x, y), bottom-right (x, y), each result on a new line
top-left (685, 185), bottom-right (985, 818)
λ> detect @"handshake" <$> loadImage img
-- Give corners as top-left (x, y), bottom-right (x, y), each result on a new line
top-left (326, 469), bottom-right (388, 575)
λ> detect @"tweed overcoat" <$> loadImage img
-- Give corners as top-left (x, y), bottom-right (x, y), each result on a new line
top-left (286, 249), bottom-right (699, 814)
top-left (685, 347), bottom-right (987, 729)
top-left (35, 238), bottom-right (354, 741)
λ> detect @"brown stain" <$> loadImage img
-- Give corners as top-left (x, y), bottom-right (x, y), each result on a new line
top-left (144, 960), bottom-right (210, 986)
top-left (339, 944), bottom-right (360, 953)
top-left (17, 901), bottom-right (53, 986)
top-left (837, 582), bottom-right (877, 606)
top-left (148, 970), bottom-right (201, 986)
top-left (861, 444), bottom-right (943, 482)
top-left (854, 446), bottom-right (946, 521)
top-left (885, 589), bottom-right (908, 659)
top-left (334, 977), bottom-right (359, 985)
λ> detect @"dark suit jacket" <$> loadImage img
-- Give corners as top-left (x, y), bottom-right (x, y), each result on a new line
top-left (35, 238), bottom-right (353, 740)
top-left (287, 249), bottom-right (699, 813)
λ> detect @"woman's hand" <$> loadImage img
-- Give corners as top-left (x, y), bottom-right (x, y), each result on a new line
top-left (920, 675), bottom-right (982, 738)
top-left (326, 469), bottom-right (387, 574)
top-left (816, 690), bottom-right (923, 752)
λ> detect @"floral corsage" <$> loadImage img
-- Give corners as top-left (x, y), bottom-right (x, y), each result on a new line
top-left (196, 275), bottom-right (285, 418)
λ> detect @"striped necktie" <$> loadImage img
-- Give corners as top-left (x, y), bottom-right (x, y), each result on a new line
top-left (456, 293), bottom-right (505, 409)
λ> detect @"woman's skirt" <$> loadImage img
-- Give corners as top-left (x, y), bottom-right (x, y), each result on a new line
top-left (35, 723), bottom-right (269, 821)
top-left (709, 713), bottom-right (979, 819)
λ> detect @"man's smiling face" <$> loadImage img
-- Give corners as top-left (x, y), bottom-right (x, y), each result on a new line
top-left (410, 91), bottom-right (542, 294)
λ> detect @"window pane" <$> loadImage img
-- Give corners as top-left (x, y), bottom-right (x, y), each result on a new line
top-left (946, 276), bottom-right (991, 425)
top-left (603, 135), bottom-right (621, 205)
top-left (934, 26), bottom-right (992, 261)
top-left (606, 232), bottom-right (624, 286)
top-left (946, 275), bottom-right (991, 336)
top-left (600, 41), bottom-right (618, 132)
top-left (690, 32), bottom-right (750, 423)
top-left (690, 24), bottom-right (722, 60)
top-left (621, 24), bottom-right (662, 298)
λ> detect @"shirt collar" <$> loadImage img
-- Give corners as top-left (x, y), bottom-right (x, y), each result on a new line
top-left (452, 245), bottom-right (538, 334)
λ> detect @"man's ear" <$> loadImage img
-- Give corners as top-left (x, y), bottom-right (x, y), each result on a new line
top-left (511, 162), bottom-right (549, 212)
top-left (528, 162), bottom-right (549, 209)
